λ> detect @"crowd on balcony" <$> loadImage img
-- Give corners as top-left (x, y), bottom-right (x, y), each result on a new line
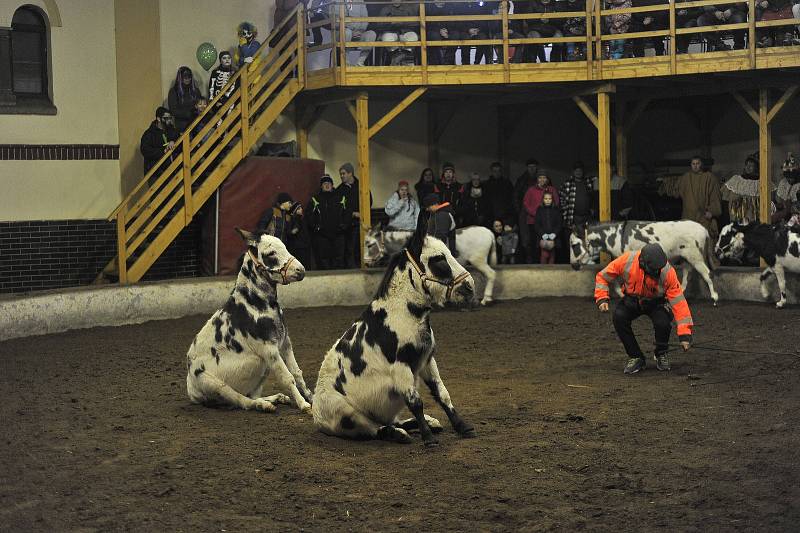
top-left (301, 0), bottom-right (800, 65)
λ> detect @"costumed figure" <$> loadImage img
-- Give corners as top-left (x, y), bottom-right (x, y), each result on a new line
top-left (235, 22), bottom-right (261, 66)
top-left (721, 153), bottom-right (767, 224)
top-left (208, 50), bottom-right (237, 106)
top-left (773, 152), bottom-right (800, 226)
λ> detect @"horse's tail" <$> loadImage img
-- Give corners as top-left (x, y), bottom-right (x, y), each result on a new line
top-left (488, 234), bottom-right (497, 266)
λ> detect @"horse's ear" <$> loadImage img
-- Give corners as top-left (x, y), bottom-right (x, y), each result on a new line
top-left (235, 227), bottom-right (257, 245)
top-left (407, 210), bottom-right (429, 259)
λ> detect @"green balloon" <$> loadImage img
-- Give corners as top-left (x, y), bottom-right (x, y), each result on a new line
top-left (196, 42), bottom-right (217, 71)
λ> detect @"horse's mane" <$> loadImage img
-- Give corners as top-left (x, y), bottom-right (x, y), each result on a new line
top-left (374, 210), bottom-right (429, 300)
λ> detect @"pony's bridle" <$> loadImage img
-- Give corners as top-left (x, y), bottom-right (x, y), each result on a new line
top-left (405, 249), bottom-right (470, 299)
top-left (248, 249), bottom-right (295, 284)
top-left (367, 231), bottom-right (387, 265)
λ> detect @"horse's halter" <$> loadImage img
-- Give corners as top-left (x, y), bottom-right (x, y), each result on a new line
top-left (573, 231), bottom-right (593, 264)
top-left (366, 231), bottom-right (387, 265)
top-left (405, 250), bottom-right (470, 299)
top-left (248, 248), bottom-right (295, 284)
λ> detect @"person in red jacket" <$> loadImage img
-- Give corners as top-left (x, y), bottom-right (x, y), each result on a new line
top-left (595, 243), bottom-right (693, 374)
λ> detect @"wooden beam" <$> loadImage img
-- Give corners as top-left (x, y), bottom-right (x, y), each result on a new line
top-left (758, 88), bottom-right (771, 226)
top-left (368, 87), bottom-right (427, 139)
top-left (766, 85), bottom-right (798, 124)
top-left (731, 91), bottom-right (759, 124)
top-left (346, 100), bottom-right (357, 122)
top-left (573, 95), bottom-right (598, 129)
top-left (598, 92), bottom-right (612, 222)
top-left (356, 93), bottom-right (371, 268)
top-left (295, 105), bottom-right (309, 159)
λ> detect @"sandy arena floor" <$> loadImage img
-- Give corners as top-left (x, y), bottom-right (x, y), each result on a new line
top-left (1, 297), bottom-right (798, 532)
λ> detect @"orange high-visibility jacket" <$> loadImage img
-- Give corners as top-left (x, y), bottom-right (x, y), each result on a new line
top-left (595, 250), bottom-right (693, 339)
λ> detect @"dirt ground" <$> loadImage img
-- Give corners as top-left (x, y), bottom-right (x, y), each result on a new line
top-left (1, 297), bottom-right (799, 532)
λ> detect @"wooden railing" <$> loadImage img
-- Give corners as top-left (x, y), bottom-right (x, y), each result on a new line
top-left (101, 7), bottom-right (306, 285)
top-left (303, 0), bottom-right (800, 84)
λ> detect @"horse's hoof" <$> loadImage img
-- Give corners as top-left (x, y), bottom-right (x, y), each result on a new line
top-left (459, 427), bottom-right (477, 439)
top-left (300, 404), bottom-right (313, 415)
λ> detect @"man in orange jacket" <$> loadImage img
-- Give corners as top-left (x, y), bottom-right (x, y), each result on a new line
top-left (595, 243), bottom-right (692, 374)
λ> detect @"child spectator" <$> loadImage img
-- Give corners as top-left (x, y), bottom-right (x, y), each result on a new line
top-left (523, 171), bottom-right (559, 262)
top-left (500, 223), bottom-right (519, 264)
top-left (535, 191), bottom-right (562, 264)
top-left (168, 66), bottom-right (202, 132)
top-left (492, 218), bottom-right (504, 260)
top-left (423, 193), bottom-right (458, 258)
top-left (385, 180), bottom-right (420, 231)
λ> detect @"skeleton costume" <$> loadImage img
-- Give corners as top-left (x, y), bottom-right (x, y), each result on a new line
top-left (208, 52), bottom-right (237, 105)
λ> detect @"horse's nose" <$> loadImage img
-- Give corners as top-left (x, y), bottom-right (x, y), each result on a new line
top-left (457, 281), bottom-right (474, 299)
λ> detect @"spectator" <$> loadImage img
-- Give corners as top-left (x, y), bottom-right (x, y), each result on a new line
top-left (337, 162), bottom-right (373, 267)
top-left (376, 0), bottom-right (419, 65)
top-left (695, 3), bottom-right (747, 51)
top-left (460, 173), bottom-right (491, 227)
top-left (675, 5), bottom-right (702, 53)
top-left (525, 0), bottom-right (565, 63)
top-left (435, 162), bottom-right (465, 213)
top-left (208, 51), bottom-right (237, 108)
top-left (756, 0), bottom-right (797, 47)
top-left (772, 153), bottom-right (800, 225)
top-left (523, 171), bottom-right (559, 262)
top-left (140, 106), bottom-right (179, 178)
top-left (326, 0), bottom-right (377, 66)
top-left (499, 222), bottom-right (519, 264)
top-left (258, 192), bottom-right (295, 241)
top-left (308, 175), bottom-right (348, 269)
top-left (235, 22), bottom-right (261, 66)
top-left (458, 0), bottom-right (491, 64)
top-left (427, 0), bottom-right (460, 65)
top-left (168, 66), bottom-right (202, 132)
top-left (559, 161), bottom-right (594, 228)
top-left (190, 97), bottom-right (211, 143)
top-left (535, 191), bottom-right (562, 264)
top-left (721, 154), bottom-right (762, 224)
top-left (491, 219), bottom-right (505, 261)
top-left (287, 202), bottom-right (314, 269)
top-left (560, 0), bottom-right (587, 61)
top-left (423, 193), bottom-right (458, 257)
top-left (630, 0), bottom-right (668, 57)
top-left (659, 156), bottom-right (722, 240)
top-left (415, 167), bottom-right (437, 205)
top-left (605, 0), bottom-right (632, 59)
top-left (385, 180), bottom-right (420, 231)
top-left (485, 161), bottom-right (515, 224)
top-left (515, 158), bottom-right (540, 261)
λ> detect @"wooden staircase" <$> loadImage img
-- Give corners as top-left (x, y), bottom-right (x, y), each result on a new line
top-left (98, 8), bottom-right (305, 285)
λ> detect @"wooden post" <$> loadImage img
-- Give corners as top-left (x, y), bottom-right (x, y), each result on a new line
top-left (594, 0), bottom-right (603, 78)
top-left (297, 8), bottom-right (306, 86)
top-left (615, 95), bottom-right (627, 178)
top-left (420, 2), bottom-right (428, 85)
top-left (240, 66), bottom-right (251, 157)
top-left (116, 212), bottom-right (128, 285)
top-left (598, 91), bottom-right (612, 222)
top-left (182, 135), bottom-right (193, 222)
top-left (585, 0), bottom-right (593, 79)
top-left (296, 105), bottom-right (308, 159)
top-left (356, 93), bottom-right (371, 268)
top-left (758, 88), bottom-right (770, 225)
top-left (748, 0), bottom-right (756, 69)
top-left (669, 0), bottom-right (676, 74)
top-left (339, 2), bottom-right (347, 85)
top-left (502, 0), bottom-right (510, 83)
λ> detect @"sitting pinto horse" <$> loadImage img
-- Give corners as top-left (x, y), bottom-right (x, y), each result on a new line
top-left (716, 222), bottom-right (800, 308)
top-left (570, 220), bottom-right (719, 305)
top-left (313, 213), bottom-right (477, 446)
top-left (186, 229), bottom-right (314, 413)
top-left (363, 224), bottom-right (497, 306)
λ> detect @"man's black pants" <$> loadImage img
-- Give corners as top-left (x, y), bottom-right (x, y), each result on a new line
top-left (612, 296), bottom-right (672, 359)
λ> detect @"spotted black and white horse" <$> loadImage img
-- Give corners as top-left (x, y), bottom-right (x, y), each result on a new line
top-left (363, 225), bottom-right (497, 305)
top-left (570, 220), bottom-right (719, 304)
top-left (313, 215), bottom-right (477, 446)
top-left (186, 229), bottom-right (314, 413)
top-left (716, 222), bottom-right (800, 308)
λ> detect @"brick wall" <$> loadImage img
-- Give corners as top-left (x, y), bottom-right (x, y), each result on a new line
top-left (0, 218), bottom-right (203, 294)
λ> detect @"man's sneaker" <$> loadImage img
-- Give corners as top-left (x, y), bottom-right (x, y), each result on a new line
top-left (623, 357), bottom-right (645, 375)
top-left (655, 353), bottom-right (671, 371)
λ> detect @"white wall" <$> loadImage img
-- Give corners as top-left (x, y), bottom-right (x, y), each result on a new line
top-left (0, 0), bottom-right (121, 221)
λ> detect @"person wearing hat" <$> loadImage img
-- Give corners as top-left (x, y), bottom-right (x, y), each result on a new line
top-left (308, 175), bottom-right (348, 269)
top-left (595, 243), bottom-right (693, 375)
top-left (423, 193), bottom-right (458, 258)
top-left (385, 180), bottom-right (420, 231)
top-left (258, 192), bottom-right (295, 242)
top-left (337, 162), bottom-right (373, 268)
